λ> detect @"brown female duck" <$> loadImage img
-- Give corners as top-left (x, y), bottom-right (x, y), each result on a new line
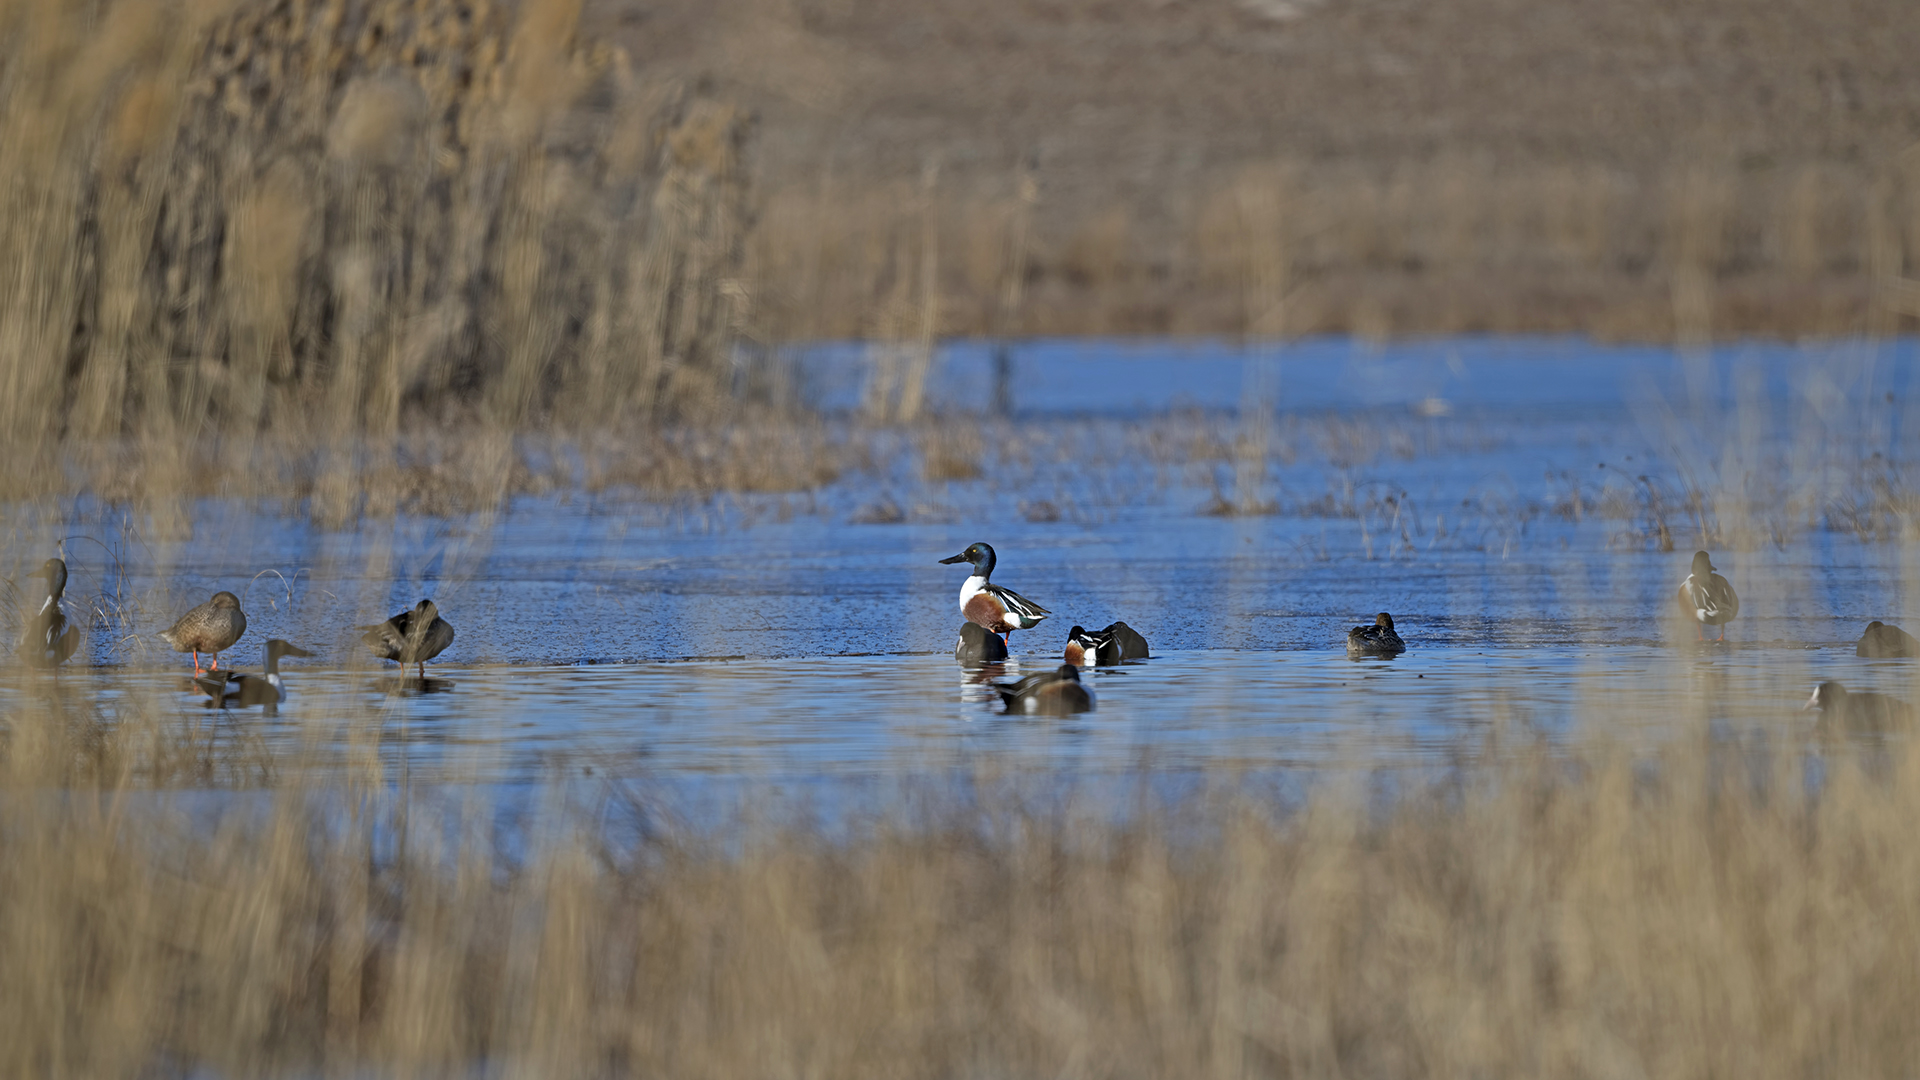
top-left (994, 664), bottom-right (1094, 715)
top-left (159, 590), bottom-right (247, 673)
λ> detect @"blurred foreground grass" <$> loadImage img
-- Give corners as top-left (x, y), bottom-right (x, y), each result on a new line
top-left (6, 681), bottom-right (1920, 1075)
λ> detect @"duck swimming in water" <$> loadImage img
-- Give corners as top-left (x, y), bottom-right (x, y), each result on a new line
top-left (994, 663), bottom-right (1094, 715)
top-left (159, 590), bottom-right (247, 674)
top-left (195, 639), bottom-right (315, 709)
top-left (1676, 550), bottom-right (1738, 642)
top-left (1346, 612), bottom-right (1406, 658)
top-left (1804, 681), bottom-right (1915, 736)
top-left (1064, 621), bottom-right (1150, 666)
top-left (360, 599), bottom-right (456, 677)
top-left (940, 542), bottom-right (1050, 649)
top-left (17, 557), bottom-right (81, 669)
top-left (955, 622), bottom-right (1010, 665)
top-left (1856, 621), bottom-right (1920, 658)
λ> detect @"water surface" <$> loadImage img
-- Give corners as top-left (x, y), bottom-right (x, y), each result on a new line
top-left (5, 337), bottom-right (1919, 789)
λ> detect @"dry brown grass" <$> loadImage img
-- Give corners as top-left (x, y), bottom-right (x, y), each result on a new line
top-left (601, 0), bottom-right (1920, 342)
top-left (0, 0), bottom-right (753, 516)
top-left (10, 676), bottom-right (1920, 1075)
top-left (748, 154), bottom-right (1920, 343)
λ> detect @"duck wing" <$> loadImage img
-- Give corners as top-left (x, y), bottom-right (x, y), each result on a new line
top-left (359, 610), bottom-right (414, 658)
top-left (986, 583), bottom-right (1050, 622)
top-left (1101, 621), bottom-right (1151, 660)
top-left (420, 616), bottom-right (456, 661)
top-left (1707, 573), bottom-right (1739, 620)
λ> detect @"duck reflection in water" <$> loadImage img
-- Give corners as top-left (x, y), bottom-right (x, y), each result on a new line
top-left (373, 674), bottom-right (458, 695)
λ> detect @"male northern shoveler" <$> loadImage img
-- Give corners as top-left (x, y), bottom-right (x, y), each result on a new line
top-left (955, 622), bottom-right (1010, 665)
top-left (17, 557), bottom-right (81, 669)
top-left (939, 542), bottom-right (1050, 647)
top-left (1856, 621), bottom-right (1920, 658)
top-left (1346, 612), bottom-right (1406, 658)
top-left (1805, 681), bottom-right (1915, 736)
top-left (159, 590), bottom-right (247, 673)
top-left (1676, 550), bottom-right (1738, 642)
top-left (994, 663), bottom-right (1094, 715)
top-left (360, 598), bottom-right (455, 677)
top-left (195, 638), bottom-right (315, 709)
top-left (1064, 621), bottom-right (1151, 666)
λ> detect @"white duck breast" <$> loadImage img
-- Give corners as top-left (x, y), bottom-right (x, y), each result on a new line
top-left (958, 575), bottom-right (990, 616)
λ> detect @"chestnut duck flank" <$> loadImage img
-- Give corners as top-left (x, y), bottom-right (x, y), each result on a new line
top-left (1064, 622), bottom-right (1150, 666)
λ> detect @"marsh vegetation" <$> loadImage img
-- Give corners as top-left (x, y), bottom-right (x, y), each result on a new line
top-left (6, 0), bottom-right (1920, 1074)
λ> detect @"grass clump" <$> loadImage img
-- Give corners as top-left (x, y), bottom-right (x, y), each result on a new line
top-left (0, 0), bottom-right (751, 513)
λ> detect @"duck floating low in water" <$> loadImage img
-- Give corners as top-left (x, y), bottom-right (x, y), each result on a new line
top-left (361, 599), bottom-right (455, 677)
top-left (1856, 621), bottom-right (1920, 658)
top-left (1676, 550), bottom-right (1738, 642)
top-left (955, 622), bottom-right (1009, 665)
top-left (1805, 680), bottom-right (1915, 736)
top-left (17, 557), bottom-right (80, 669)
top-left (1346, 612), bottom-right (1406, 658)
top-left (195, 639), bottom-right (315, 709)
top-left (1064, 622), bottom-right (1150, 666)
top-left (159, 590), bottom-right (247, 673)
top-left (940, 542), bottom-right (1050, 648)
top-left (994, 664), bottom-right (1094, 715)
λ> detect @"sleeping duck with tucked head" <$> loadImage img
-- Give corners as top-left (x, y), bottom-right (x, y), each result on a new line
top-left (1064, 622), bottom-right (1150, 666)
top-left (994, 664), bottom-right (1094, 715)
top-left (159, 590), bottom-right (247, 674)
top-left (1346, 612), bottom-right (1405, 658)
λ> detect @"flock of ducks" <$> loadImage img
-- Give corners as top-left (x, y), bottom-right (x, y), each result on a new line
top-left (943, 540), bottom-right (1403, 715)
top-left (15, 557), bottom-right (455, 709)
top-left (946, 540), bottom-right (1920, 731)
top-left (12, 543), bottom-right (1920, 728)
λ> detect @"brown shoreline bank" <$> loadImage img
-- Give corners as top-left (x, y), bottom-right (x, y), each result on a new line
top-left (594, 0), bottom-right (1920, 343)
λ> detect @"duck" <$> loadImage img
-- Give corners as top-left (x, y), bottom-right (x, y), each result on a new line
top-left (1804, 681), bottom-right (1915, 736)
top-left (360, 598), bottom-right (455, 677)
top-left (17, 557), bottom-right (81, 669)
top-left (194, 639), bottom-right (315, 709)
top-left (158, 590), bottom-right (247, 673)
top-left (1856, 621), bottom-right (1920, 658)
top-left (994, 663), bottom-right (1094, 715)
top-left (1676, 550), bottom-right (1738, 642)
top-left (1064, 621), bottom-right (1150, 666)
top-left (939, 542), bottom-right (1050, 648)
top-left (955, 622), bottom-right (1009, 665)
top-left (1346, 612), bottom-right (1406, 658)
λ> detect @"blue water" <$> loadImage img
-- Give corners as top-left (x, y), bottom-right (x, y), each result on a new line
top-left (4, 337), bottom-right (1919, 786)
